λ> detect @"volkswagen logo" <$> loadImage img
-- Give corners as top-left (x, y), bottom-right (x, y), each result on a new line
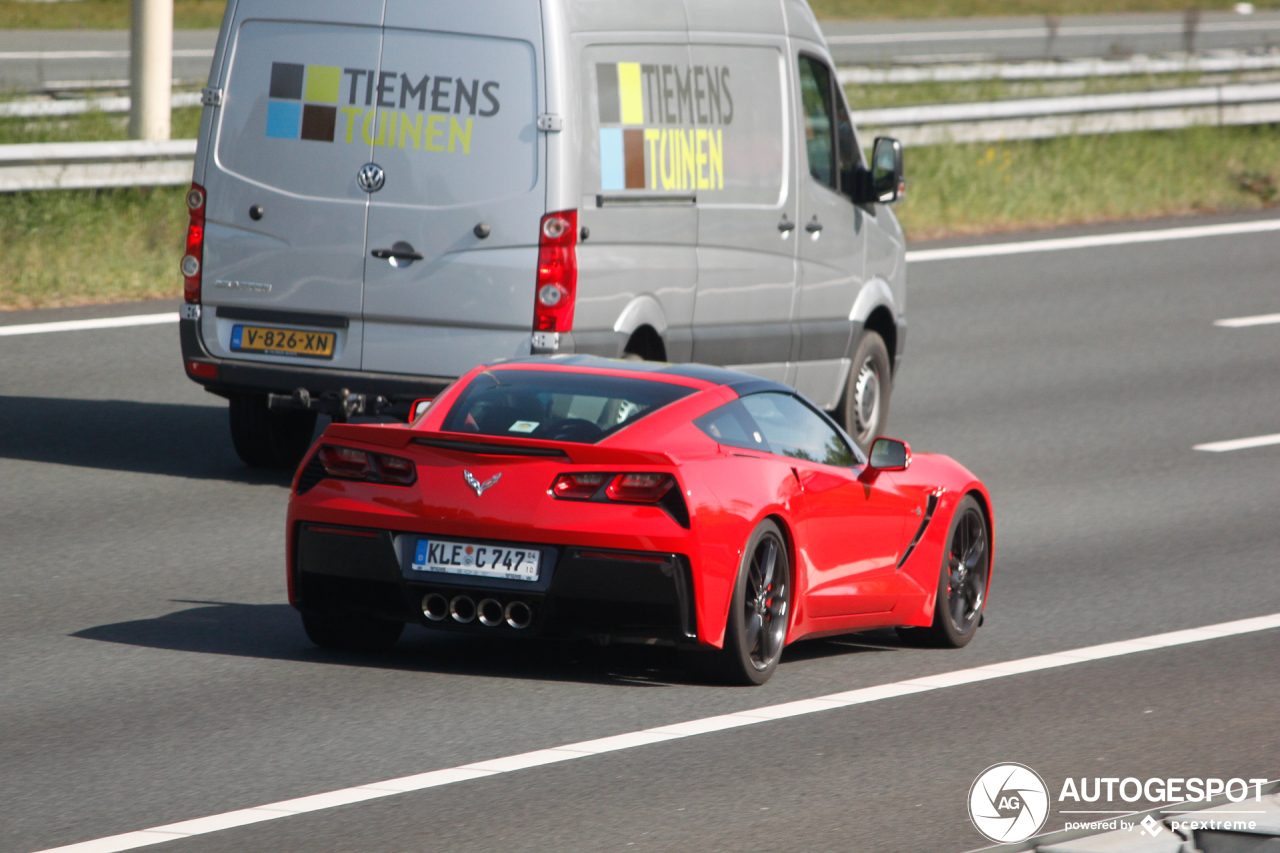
top-left (356, 163), bottom-right (385, 193)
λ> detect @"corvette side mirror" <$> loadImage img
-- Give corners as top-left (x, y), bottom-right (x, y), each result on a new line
top-left (869, 437), bottom-right (911, 471)
top-left (410, 398), bottom-right (434, 422)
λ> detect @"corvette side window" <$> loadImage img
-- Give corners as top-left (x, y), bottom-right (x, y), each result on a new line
top-left (694, 400), bottom-right (771, 453)
top-left (740, 393), bottom-right (857, 467)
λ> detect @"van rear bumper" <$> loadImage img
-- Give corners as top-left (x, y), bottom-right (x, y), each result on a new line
top-left (180, 317), bottom-right (454, 401)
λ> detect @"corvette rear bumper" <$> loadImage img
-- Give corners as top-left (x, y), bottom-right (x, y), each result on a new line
top-left (292, 523), bottom-right (698, 644)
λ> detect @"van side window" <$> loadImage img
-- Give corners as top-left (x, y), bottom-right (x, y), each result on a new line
top-left (835, 88), bottom-right (861, 197)
top-left (798, 56), bottom-right (836, 189)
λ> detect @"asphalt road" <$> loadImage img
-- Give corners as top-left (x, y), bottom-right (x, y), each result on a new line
top-left (1, 211), bottom-right (1278, 853)
top-left (4, 10), bottom-right (1280, 91)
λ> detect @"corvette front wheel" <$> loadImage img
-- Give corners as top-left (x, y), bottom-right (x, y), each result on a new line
top-left (902, 495), bottom-right (989, 648)
top-left (694, 520), bottom-right (791, 686)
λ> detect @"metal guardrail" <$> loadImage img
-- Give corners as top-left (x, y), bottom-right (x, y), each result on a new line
top-left (0, 80), bottom-right (1278, 190)
top-left (0, 139), bottom-right (195, 191)
top-left (852, 80), bottom-right (1280, 145)
top-left (0, 91), bottom-right (202, 119)
top-left (837, 51), bottom-right (1280, 84)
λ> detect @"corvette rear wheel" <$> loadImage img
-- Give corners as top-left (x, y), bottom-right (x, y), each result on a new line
top-left (301, 610), bottom-right (404, 653)
top-left (902, 495), bottom-right (989, 648)
top-left (695, 520), bottom-right (791, 685)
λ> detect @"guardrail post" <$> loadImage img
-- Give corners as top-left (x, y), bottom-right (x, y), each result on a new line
top-left (129, 0), bottom-right (173, 141)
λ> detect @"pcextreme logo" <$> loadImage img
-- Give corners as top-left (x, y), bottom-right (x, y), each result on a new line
top-left (596, 61), bottom-right (733, 192)
top-left (968, 763), bottom-right (1051, 844)
top-left (265, 62), bottom-right (501, 153)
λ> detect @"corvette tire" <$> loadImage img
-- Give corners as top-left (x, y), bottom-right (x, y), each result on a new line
top-left (837, 331), bottom-right (892, 455)
top-left (899, 495), bottom-right (989, 648)
top-left (229, 394), bottom-right (317, 470)
top-left (301, 610), bottom-right (404, 653)
top-left (692, 519), bottom-right (791, 686)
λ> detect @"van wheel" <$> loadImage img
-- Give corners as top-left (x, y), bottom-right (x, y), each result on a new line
top-left (838, 331), bottom-right (891, 454)
top-left (301, 610), bottom-right (404, 653)
top-left (228, 394), bottom-right (317, 470)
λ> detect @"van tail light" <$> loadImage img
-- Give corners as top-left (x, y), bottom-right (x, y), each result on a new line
top-left (533, 210), bottom-right (578, 332)
top-left (317, 445), bottom-right (417, 486)
top-left (182, 183), bottom-right (205, 304)
top-left (606, 473), bottom-right (674, 502)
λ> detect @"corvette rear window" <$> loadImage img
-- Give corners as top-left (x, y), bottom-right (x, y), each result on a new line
top-left (441, 369), bottom-right (695, 443)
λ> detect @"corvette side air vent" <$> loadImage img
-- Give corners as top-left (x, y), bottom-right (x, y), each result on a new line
top-left (295, 453), bottom-right (326, 495)
top-left (896, 492), bottom-right (940, 569)
top-left (659, 485), bottom-right (691, 529)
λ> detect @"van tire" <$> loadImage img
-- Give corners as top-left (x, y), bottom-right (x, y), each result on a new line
top-left (838, 331), bottom-right (892, 454)
top-left (228, 394), bottom-right (317, 470)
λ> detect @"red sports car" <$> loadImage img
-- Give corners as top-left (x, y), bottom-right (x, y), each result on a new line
top-left (286, 357), bottom-right (992, 685)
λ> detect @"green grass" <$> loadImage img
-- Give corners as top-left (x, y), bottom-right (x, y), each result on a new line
top-left (2, 0), bottom-right (1277, 28)
top-left (0, 185), bottom-right (187, 309)
top-left (0, 0), bottom-right (225, 29)
top-left (0, 105), bottom-right (201, 144)
top-left (810, 0), bottom-right (1280, 18)
top-left (894, 125), bottom-right (1280, 238)
top-left (1, 124), bottom-right (1276, 310)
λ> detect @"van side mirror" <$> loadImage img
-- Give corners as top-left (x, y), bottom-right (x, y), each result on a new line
top-left (870, 137), bottom-right (904, 203)
top-left (868, 436), bottom-right (911, 470)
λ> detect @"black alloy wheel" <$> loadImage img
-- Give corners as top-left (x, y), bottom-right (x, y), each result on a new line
top-left (694, 519), bottom-right (791, 685)
top-left (901, 495), bottom-right (989, 648)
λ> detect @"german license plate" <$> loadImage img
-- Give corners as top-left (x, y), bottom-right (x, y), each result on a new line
top-left (411, 539), bottom-right (541, 582)
top-left (230, 325), bottom-right (335, 359)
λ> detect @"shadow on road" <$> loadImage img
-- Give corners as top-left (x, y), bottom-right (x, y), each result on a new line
top-left (0, 396), bottom-right (296, 484)
top-left (73, 600), bottom-right (900, 688)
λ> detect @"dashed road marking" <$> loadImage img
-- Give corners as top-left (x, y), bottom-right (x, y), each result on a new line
top-left (0, 313), bottom-right (178, 337)
top-left (1214, 313), bottom-right (1280, 328)
top-left (1193, 433), bottom-right (1280, 452)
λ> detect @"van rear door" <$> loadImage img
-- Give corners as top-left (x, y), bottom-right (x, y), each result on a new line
top-left (360, 2), bottom-right (544, 379)
top-left (200, 1), bottom-right (383, 373)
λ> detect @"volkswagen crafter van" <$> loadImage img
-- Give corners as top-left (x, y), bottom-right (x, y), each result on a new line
top-left (179, 0), bottom-right (907, 468)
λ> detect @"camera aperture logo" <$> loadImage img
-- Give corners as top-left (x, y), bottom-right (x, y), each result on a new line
top-left (969, 763), bottom-right (1051, 843)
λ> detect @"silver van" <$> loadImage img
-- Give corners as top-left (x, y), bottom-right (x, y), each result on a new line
top-left (179, 0), bottom-right (907, 467)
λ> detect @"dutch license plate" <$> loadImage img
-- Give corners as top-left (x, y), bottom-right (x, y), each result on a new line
top-left (230, 325), bottom-right (335, 359)
top-left (411, 539), bottom-right (541, 582)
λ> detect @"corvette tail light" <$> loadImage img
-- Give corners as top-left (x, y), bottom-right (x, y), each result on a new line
top-left (532, 210), bottom-right (578, 332)
top-left (182, 182), bottom-right (205, 304)
top-left (606, 473), bottom-right (674, 503)
top-left (552, 472), bottom-right (606, 499)
top-left (317, 445), bottom-right (417, 486)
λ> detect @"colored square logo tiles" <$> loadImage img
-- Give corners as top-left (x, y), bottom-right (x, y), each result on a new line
top-left (266, 62), bottom-right (337, 142)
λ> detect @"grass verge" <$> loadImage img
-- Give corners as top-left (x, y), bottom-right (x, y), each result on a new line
top-left (894, 124), bottom-right (1280, 238)
top-left (1, 0), bottom-right (1277, 28)
top-left (0, 125), bottom-right (1276, 310)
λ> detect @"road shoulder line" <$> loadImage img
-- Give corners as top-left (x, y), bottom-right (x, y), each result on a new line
top-left (32, 611), bottom-right (1280, 853)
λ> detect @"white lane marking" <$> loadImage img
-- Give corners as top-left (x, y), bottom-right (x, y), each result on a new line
top-left (1215, 312), bottom-right (1280, 328)
top-left (906, 218), bottom-right (1280, 264)
top-left (824, 20), bottom-right (1280, 44)
top-left (0, 313), bottom-right (178, 337)
top-left (0, 49), bottom-right (213, 60)
top-left (1193, 433), bottom-right (1280, 452)
top-left (31, 611), bottom-right (1280, 853)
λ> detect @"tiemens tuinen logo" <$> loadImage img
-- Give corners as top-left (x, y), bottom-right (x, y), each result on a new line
top-left (968, 763), bottom-right (1051, 843)
top-left (265, 62), bottom-right (501, 153)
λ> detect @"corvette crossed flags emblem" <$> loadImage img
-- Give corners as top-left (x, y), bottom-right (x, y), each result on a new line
top-left (464, 470), bottom-right (501, 497)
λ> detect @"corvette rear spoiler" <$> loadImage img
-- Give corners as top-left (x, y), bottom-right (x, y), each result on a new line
top-left (321, 423), bottom-right (674, 466)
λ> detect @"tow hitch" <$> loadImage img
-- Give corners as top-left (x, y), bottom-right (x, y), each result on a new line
top-left (267, 387), bottom-right (407, 422)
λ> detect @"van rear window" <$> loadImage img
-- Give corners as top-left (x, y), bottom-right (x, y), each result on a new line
top-left (441, 370), bottom-right (695, 444)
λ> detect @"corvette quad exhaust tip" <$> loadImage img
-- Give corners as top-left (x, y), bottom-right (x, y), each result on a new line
top-left (477, 598), bottom-right (505, 627)
top-left (449, 595), bottom-right (476, 624)
top-left (422, 593), bottom-right (449, 622)
top-left (504, 600), bottom-right (533, 630)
